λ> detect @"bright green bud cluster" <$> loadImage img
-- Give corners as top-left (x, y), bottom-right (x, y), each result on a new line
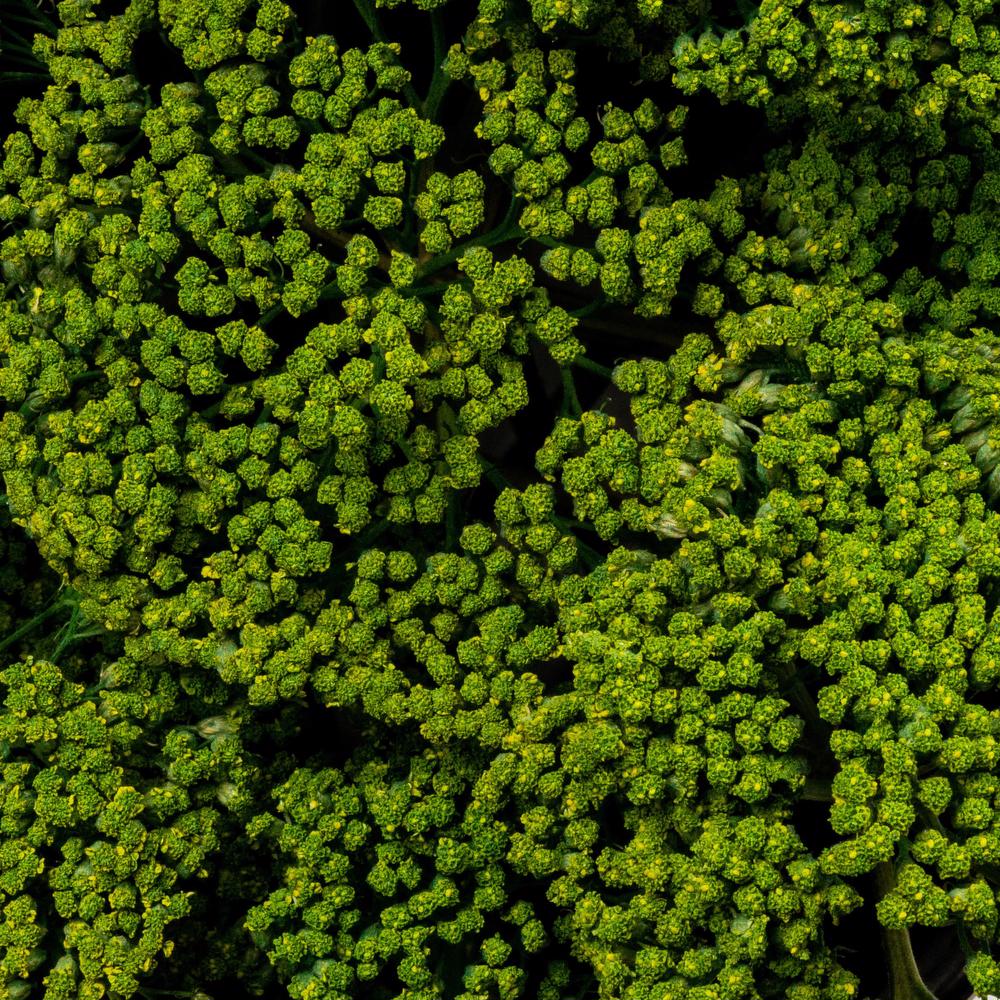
top-left (2, 0), bottom-right (1000, 997)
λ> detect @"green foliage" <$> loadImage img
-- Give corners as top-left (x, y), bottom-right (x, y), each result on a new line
top-left (2, 0), bottom-right (1000, 998)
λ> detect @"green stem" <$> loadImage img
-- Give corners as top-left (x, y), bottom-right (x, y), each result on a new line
top-left (258, 300), bottom-right (284, 327)
top-left (560, 367), bottom-right (582, 417)
top-left (445, 490), bottom-right (460, 550)
top-left (479, 457), bottom-right (508, 492)
top-left (7, 0), bottom-right (60, 34)
top-left (414, 197), bottom-right (524, 283)
top-left (120, 130), bottom-right (146, 157)
top-left (0, 599), bottom-right (74, 657)
top-left (0, 24), bottom-right (40, 52)
top-left (799, 777), bottom-right (832, 802)
top-left (259, 273), bottom-right (370, 327)
top-left (64, 626), bottom-right (105, 642)
top-left (350, 0), bottom-right (384, 39)
top-left (241, 147), bottom-right (274, 172)
top-left (573, 537), bottom-right (605, 571)
top-left (876, 863), bottom-right (940, 1000)
top-left (954, 923), bottom-right (976, 962)
top-left (573, 356), bottom-right (613, 379)
top-left (478, 456), bottom-right (603, 568)
top-left (532, 234), bottom-right (562, 250)
top-left (774, 659), bottom-right (823, 727)
top-left (437, 401), bottom-right (459, 437)
top-left (350, 0), bottom-right (422, 110)
top-left (49, 604), bottom-right (80, 663)
top-left (320, 280), bottom-right (356, 302)
top-left (392, 432), bottom-right (416, 463)
top-left (197, 398), bottom-right (227, 422)
top-left (569, 295), bottom-right (608, 320)
top-left (423, 10), bottom-right (450, 121)
top-left (401, 155), bottom-right (428, 250)
top-left (0, 45), bottom-right (45, 68)
top-left (399, 276), bottom-right (469, 299)
top-left (18, 372), bottom-right (105, 418)
top-left (136, 989), bottom-right (206, 999)
top-left (914, 797), bottom-right (948, 838)
top-left (348, 514), bottom-right (391, 556)
top-left (558, 516), bottom-right (600, 534)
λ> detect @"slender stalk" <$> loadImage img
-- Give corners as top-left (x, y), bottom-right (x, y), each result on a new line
top-left (401, 155), bottom-right (432, 250)
top-left (773, 658), bottom-right (823, 727)
top-left (876, 863), bottom-right (940, 1000)
top-left (350, 0), bottom-right (385, 40)
top-left (0, 24), bottom-right (40, 51)
top-left (479, 459), bottom-right (508, 492)
top-left (561, 368), bottom-right (582, 417)
top-left (259, 274), bottom-right (366, 326)
top-left (573, 537), bottom-right (605, 571)
top-left (0, 45), bottom-right (46, 68)
top-left (350, 0), bottom-right (422, 110)
top-left (414, 197), bottom-right (524, 283)
top-left (423, 10), bottom-right (450, 121)
top-left (258, 300), bottom-right (285, 327)
top-left (136, 989), bottom-right (207, 999)
top-left (240, 147), bottom-right (274, 172)
top-left (799, 776), bottom-right (832, 802)
top-left (399, 276), bottom-right (469, 299)
top-left (0, 599), bottom-right (73, 656)
top-left (49, 604), bottom-right (80, 663)
top-left (5, 0), bottom-right (60, 34)
top-left (1, 16), bottom-right (52, 41)
top-left (478, 455), bottom-right (604, 567)
top-left (437, 401), bottom-right (459, 437)
top-left (572, 310), bottom-right (691, 347)
top-left (299, 208), bottom-right (393, 271)
top-left (570, 295), bottom-right (608, 320)
top-left (445, 491), bottom-right (460, 550)
top-left (120, 130), bottom-right (147, 157)
top-left (573, 356), bottom-right (613, 379)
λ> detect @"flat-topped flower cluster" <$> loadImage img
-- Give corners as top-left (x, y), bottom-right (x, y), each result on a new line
top-left (1, 0), bottom-right (1000, 998)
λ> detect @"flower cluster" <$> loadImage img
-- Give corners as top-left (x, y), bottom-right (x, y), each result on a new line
top-left (1, 0), bottom-right (1000, 998)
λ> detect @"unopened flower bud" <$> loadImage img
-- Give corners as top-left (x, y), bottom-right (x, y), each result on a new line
top-left (923, 426), bottom-right (951, 450)
top-left (719, 417), bottom-right (751, 450)
top-left (962, 427), bottom-right (990, 452)
top-left (214, 639), bottom-right (238, 666)
top-left (988, 465), bottom-right (1000, 502)
top-left (708, 488), bottom-right (733, 513)
top-left (943, 385), bottom-right (971, 411)
top-left (215, 782), bottom-right (238, 807)
top-left (755, 383), bottom-right (786, 409)
top-left (976, 442), bottom-right (1000, 473)
top-left (651, 514), bottom-right (687, 540)
top-left (718, 360), bottom-right (748, 383)
top-left (951, 401), bottom-right (984, 434)
top-left (196, 715), bottom-right (237, 739)
top-left (736, 369), bottom-right (768, 393)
